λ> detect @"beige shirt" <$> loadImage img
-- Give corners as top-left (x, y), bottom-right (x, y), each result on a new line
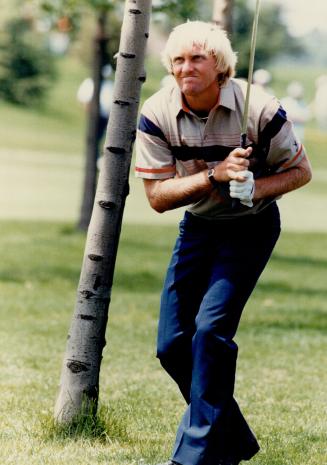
top-left (135, 78), bottom-right (305, 219)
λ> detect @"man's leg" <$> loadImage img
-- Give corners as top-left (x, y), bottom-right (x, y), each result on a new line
top-left (172, 204), bottom-right (281, 465)
top-left (157, 212), bottom-right (212, 402)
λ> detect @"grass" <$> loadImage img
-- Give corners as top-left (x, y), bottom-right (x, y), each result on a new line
top-left (270, 64), bottom-right (327, 102)
top-left (0, 220), bottom-right (326, 464)
top-left (0, 56), bottom-right (87, 154)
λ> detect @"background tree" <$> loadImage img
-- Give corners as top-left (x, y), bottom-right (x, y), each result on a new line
top-left (77, 9), bottom-right (110, 232)
top-left (54, 0), bottom-right (151, 424)
top-left (231, 0), bottom-right (303, 77)
top-left (152, 0), bottom-right (198, 30)
top-left (212, 0), bottom-right (234, 36)
top-left (152, 0), bottom-right (302, 79)
top-left (38, 0), bottom-right (122, 231)
top-left (0, 15), bottom-right (56, 106)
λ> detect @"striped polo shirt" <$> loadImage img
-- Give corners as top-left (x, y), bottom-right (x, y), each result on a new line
top-left (135, 78), bottom-right (306, 219)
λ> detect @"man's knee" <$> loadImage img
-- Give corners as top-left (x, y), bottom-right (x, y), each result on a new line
top-left (194, 317), bottom-right (238, 354)
top-left (157, 333), bottom-right (191, 365)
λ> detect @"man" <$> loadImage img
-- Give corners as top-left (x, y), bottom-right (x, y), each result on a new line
top-left (135, 21), bottom-right (311, 465)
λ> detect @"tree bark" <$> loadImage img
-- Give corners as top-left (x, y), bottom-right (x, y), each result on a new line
top-left (77, 12), bottom-right (108, 231)
top-left (54, 0), bottom-right (151, 423)
top-left (212, 0), bottom-right (234, 36)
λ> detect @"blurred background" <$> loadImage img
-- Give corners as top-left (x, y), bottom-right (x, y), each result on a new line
top-left (0, 0), bottom-right (326, 231)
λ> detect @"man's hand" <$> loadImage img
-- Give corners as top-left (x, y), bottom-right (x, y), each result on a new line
top-left (229, 170), bottom-right (255, 207)
top-left (214, 147), bottom-right (252, 183)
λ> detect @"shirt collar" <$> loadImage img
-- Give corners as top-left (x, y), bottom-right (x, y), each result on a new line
top-left (219, 80), bottom-right (236, 111)
top-left (172, 79), bottom-right (236, 117)
top-left (171, 85), bottom-right (188, 117)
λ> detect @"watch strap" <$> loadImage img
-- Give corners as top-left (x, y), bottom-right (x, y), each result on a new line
top-left (207, 168), bottom-right (220, 188)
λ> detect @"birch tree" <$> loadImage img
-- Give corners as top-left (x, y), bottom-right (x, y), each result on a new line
top-left (77, 9), bottom-right (109, 231)
top-left (54, 0), bottom-right (151, 423)
top-left (212, 0), bottom-right (234, 35)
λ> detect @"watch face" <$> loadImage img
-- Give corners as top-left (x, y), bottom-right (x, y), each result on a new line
top-left (208, 168), bottom-right (217, 187)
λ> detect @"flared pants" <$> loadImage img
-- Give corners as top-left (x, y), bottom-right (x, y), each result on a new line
top-left (157, 203), bottom-right (281, 465)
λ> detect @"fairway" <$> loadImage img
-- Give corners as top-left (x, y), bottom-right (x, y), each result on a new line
top-left (0, 221), bottom-right (326, 465)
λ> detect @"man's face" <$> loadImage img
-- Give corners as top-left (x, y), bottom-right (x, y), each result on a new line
top-left (171, 44), bottom-right (219, 98)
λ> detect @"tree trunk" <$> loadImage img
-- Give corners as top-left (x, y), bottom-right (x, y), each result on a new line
top-left (54, 0), bottom-right (151, 423)
top-left (212, 0), bottom-right (234, 36)
top-left (77, 12), bottom-right (108, 231)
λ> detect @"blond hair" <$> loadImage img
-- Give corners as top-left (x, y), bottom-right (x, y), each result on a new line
top-left (161, 21), bottom-right (237, 87)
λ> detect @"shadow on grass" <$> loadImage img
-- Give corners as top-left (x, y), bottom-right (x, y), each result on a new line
top-left (257, 280), bottom-right (327, 297)
top-left (242, 310), bottom-right (326, 332)
top-left (0, 266), bottom-right (163, 294)
top-left (0, 265), bottom-right (81, 285)
top-left (271, 253), bottom-right (327, 269)
top-left (114, 270), bottom-right (164, 293)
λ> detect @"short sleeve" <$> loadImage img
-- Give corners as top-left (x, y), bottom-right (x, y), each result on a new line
top-left (259, 98), bottom-right (306, 173)
top-left (135, 102), bottom-right (176, 180)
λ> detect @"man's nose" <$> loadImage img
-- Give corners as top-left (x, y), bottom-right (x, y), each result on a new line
top-left (181, 59), bottom-right (194, 74)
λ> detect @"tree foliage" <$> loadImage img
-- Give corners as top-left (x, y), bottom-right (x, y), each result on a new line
top-left (231, 0), bottom-right (304, 77)
top-left (152, 0), bottom-right (303, 76)
top-left (33, 0), bottom-right (124, 230)
top-left (153, 0), bottom-right (198, 22)
top-left (38, 0), bottom-right (122, 70)
top-left (0, 16), bottom-right (56, 106)
top-left (152, 0), bottom-right (199, 30)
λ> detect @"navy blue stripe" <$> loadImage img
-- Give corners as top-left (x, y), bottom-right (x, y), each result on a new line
top-left (138, 114), bottom-right (167, 142)
top-left (169, 143), bottom-right (276, 178)
top-left (258, 105), bottom-right (287, 153)
top-left (171, 145), bottom-right (237, 162)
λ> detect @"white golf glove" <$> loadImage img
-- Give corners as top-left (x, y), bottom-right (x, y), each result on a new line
top-left (229, 170), bottom-right (255, 207)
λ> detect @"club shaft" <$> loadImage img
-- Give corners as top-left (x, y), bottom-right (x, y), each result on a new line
top-left (241, 0), bottom-right (261, 147)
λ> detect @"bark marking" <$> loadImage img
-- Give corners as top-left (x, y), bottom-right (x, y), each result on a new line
top-left (80, 290), bottom-right (96, 299)
top-left (88, 254), bottom-right (103, 261)
top-left (79, 314), bottom-right (97, 321)
top-left (114, 99), bottom-right (130, 107)
top-left (120, 52), bottom-right (136, 59)
top-left (94, 276), bottom-right (102, 290)
top-left (108, 146), bottom-right (126, 154)
top-left (67, 360), bottom-right (90, 373)
top-left (98, 200), bottom-right (116, 210)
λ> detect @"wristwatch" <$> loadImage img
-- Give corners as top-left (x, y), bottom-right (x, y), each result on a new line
top-left (207, 168), bottom-right (220, 188)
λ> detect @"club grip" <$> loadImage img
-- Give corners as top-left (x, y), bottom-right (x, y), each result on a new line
top-left (231, 134), bottom-right (247, 208)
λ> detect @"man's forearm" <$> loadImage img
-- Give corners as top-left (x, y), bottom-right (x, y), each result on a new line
top-left (254, 156), bottom-right (312, 201)
top-left (144, 170), bottom-right (214, 213)
top-left (144, 155), bottom-right (312, 213)
top-left (144, 147), bottom-right (253, 213)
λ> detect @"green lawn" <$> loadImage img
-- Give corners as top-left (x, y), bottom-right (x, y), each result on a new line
top-left (0, 221), bottom-right (326, 464)
top-left (0, 56), bottom-right (87, 155)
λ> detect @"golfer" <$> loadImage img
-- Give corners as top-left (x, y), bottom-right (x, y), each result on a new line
top-left (135, 21), bottom-right (311, 465)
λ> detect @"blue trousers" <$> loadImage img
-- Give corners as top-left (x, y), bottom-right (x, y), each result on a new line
top-left (157, 203), bottom-right (281, 465)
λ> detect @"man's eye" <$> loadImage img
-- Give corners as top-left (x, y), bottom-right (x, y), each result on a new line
top-left (173, 58), bottom-right (184, 65)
